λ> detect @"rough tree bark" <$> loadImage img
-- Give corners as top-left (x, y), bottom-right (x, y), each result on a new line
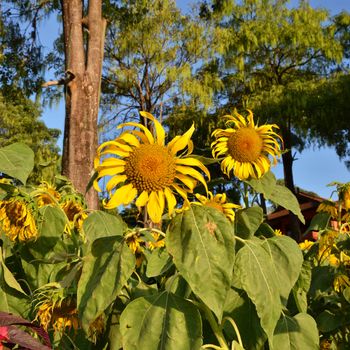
top-left (61, 0), bottom-right (106, 209)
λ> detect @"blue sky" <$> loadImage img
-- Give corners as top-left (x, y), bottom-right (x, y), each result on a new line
top-left (38, 0), bottom-right (350, 199)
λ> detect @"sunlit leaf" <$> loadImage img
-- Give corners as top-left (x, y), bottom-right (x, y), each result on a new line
top-left (120, 291), bottom-right (202, 350)
top-left (0, 143), bottom-right (34, 184)
top-left (167, 206), bottom-right (235, 320)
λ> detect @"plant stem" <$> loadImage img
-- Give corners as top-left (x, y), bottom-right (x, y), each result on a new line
top-left (222, 316), bottom-right (243, 348)
top-left (243, 182), bottom-right (249, 208)
top-left (202, 303), bottom-right (229, 350)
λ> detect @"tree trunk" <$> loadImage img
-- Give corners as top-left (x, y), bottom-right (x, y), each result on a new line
top-left (280, 124), bottom-right (302, 242)
top-left (61, 0), bottom-right (106, 209)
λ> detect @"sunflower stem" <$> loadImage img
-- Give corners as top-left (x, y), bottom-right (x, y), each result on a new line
top-left (222, 316), bottom-right (243, 348)
top-left (243, 183), bottom-right (249, 208)
top-left (201, 302), bottom-right (229, 350)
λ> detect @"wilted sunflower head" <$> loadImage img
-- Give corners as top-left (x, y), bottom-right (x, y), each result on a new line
top-left (333, 274), bottom-right (350, 293)
top-left (94, 111), bottom-right (210, 223)
top-left (35, 182), bottom-right (61, 207)
top-left (61, 195), bottom-right (88, 232)
top-left (0, 198), bottom-right (38, 241)
top-left (34, 283), bottom-right (78, 333)
top-left (211, 110), bottom-right (283, 180)
top-left (338, 182), bottom-right (350, 210)
top-left (194, 191), bottom-right (241, 222)
top-left (317, 200), bottom-right (338, 219)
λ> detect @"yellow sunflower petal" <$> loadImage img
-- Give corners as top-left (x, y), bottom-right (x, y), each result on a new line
top-left (164, 187), bottom-right (177, 215)
top-left (176, 157), bottom-right (211, 179)
top-left (168, 124), bottom-right (195, 155)
top-left (175, 174), bottom-right (197, 191)
top-left (147, 191), bottom-right (163, 223)
top-left (140, 111), bottom-right (165, 146)
top-left (106, 175), bottom-right (127, 193)
top-left (118, 122), bottom-right (155, 144)
top-left (135, 191), bottom-right (149, 208)
top-left (104, 184), bottom-right (136, 209)
top-left (176, 165), bottom-right (208, 192)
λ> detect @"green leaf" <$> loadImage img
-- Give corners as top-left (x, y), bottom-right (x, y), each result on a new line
top-left (234, 239), bottom-right (282, 343)
top-left (0, 247), bottom-right (26, 295)
top-left (77, 236), bottom-right (135, 332)
top-left (261, 236), bottom-right (303, 305)
top-left (223, 287), bottom-right (266, 349)
top-left (272, 313), bottom-right (319, 350)
top-left (309, 266), bottom-right (334, 297)
top-left (167, 206), bottom-right (235, 320)
top-left (245, 171), bottom-right (276, 197)
top-left (0, 143), bottom-right (34, 184)
top-left (305, 212), bottom-right (330, 233)
top-left (145, 248), bottom-right (173, 278)
top-left (120, 291), bottom-right (202, 350)
top-left (268, 185), bottom-right (304, 224)
top-left (246, 172), bottom-right (304, 224)
top-left (231, 341), bottom-right (245, 350)
top-left (343, 286), bottom-right (350, 303)
top-left (316, 310), bottom-right (343, 333)
top-left (83, 211), bottom-right (126, 244)
top-left (292, 261), bottom-right (312, 313)
top-left (28, 206), bottom-right (66, 258)
top-left (235, 206), bottom-right (263, 239)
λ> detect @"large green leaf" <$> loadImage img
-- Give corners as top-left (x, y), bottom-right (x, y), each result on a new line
top-left (0, 143), bottom-right (34, 184)
top-left (166, 206), bottom-right (235, 320)
top-left (0, 247), bottom-right (26, 295)
top-left (145, 248), bottom-right (173, 278)
top-left (305, 212), bottom-right (330, 233)
top-left (246, 172), bottom-right (304, 224)
top-left (0, 263), bottom-right (30, 317)
top-left (316, 310), bottom-right (344, 333)
top-left (234, 239), bottom-right (282, 345)
top-left (28, 206), bottom-right (66, 258)
top-left (77, 236), bottom-right (135, 332)
top-left (261, 236), bottom-right (303, 305)
top-left (292, 261), bottom-right (312, 313)
top-left (272, 313), bottom-right (319, 350)
top-left (235, 206), bottom-right (264, 239)
top-left (245, 171), bottom-right (276, 197)
top-left (268, 185), bottom-right (304, 224)
top-left (120, 291), bottom-right (202, 350)
top-left (83, 211), bottom-right (126, 244)
top-left (223, 287), bottom-right (266, 349)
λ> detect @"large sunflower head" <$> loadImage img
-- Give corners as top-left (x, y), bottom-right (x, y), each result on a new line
top-left (0, 198), bottom-right (38, 241)
top-left (194, 191), bottom-right (241, 222)
top-left (211, 110), bottom-right (283, 180)
top-left (94, 111), bottom-right (210, 223)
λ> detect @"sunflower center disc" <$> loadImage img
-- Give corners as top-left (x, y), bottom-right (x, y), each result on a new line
top-left (125, 144), bottom-right (176, 192)
top-left (227, 127), bottom-right (263, 162)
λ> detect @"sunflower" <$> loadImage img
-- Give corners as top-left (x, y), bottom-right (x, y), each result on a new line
top-left (36, 299), bottom-right (79, 333)
top-left (61, 197), bottom-right (88, 231)
top-left (333, 274), bottom-right (350, 293)
top-left (94, 111), bottom-right (210, 223)
top-left (35, 182), bottom-right (61, 207)
top-left (298, 240), bottom-right (314, 251)
top-left (0, 198), bottom-right (38, 241)
top-left (211, 110), bottom-right (282, 180)
top-left (148, 231), bottom-right (166, 250)
top-left (339, 183), bottom-right (350, 210)
top-left (194, 191), bottom-right (240, 222)
top-left (317, 200), bottom-right (338, 219)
